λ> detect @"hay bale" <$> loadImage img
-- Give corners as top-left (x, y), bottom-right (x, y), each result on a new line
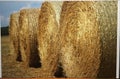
top-left (19, 9), bottom-right (28, 64)
top-left (95, 1), bottom-right (117, 77)
top-left (19, 8), bottom-right (41, 68)
top-left (9, 12), bottom-right (22, 62)
top-left (59, 1), bottom-right (117, 77)
top-left (37, 1), bottom-right (63, 76)
top-left (59, 1), bottom-right (101, 77)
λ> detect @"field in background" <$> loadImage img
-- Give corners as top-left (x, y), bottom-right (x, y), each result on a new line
top-left (1, 36), bottom-right (54, 78)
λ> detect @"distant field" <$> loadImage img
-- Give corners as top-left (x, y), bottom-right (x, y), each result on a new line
top-left (1, 36), bottom-right (54, 78)
top-left (1, 27), bottom-right (9, 36)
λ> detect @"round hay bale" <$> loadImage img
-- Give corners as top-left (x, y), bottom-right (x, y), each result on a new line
top-left (19, 9), bottom-right (28, 64)
top-left (9, 12), bottom-right (22, 62)
top-left (37, 1), bottom-right (63, 76)
top-left (59, 1), bottom-right (100, 77)
top-left (59, 1), bottom-right (117, 78)
top-left (19, 8), bottom-right (41, 68)
top-left (95, 1), bottom-right (117, 77)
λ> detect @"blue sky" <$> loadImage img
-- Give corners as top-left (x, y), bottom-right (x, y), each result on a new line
top-left (0, 1), bottom-right (43, 27)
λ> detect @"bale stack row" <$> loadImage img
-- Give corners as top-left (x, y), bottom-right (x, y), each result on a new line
top-left (9, 1), bottom-right (117, 78)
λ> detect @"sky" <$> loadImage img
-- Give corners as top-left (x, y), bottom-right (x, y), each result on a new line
top-left (0, 1), bottom-right (43, 27)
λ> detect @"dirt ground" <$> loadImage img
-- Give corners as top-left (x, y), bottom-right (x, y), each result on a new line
top-left (1, 36), bottom-right (55, 78)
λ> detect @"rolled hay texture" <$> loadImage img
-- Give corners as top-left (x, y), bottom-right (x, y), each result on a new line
top-left (94, 1), bottom-right (117, 77)
top-left (19, 8), bottom-right (41, 68)
top-left (59, 1), bottom-right (100, 77)
top-left (37, 1), bottom-right (63, 77)
top-left (59, 1), bottom-right (117, 78)
top-left (9, 12), bottom-right (22, 62)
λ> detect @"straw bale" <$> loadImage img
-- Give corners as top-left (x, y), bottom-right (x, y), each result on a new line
top-left (19, 8), bottom-right (41, 68)
top-left (9, 12), bottom-right (22, 62)
top-left (95, 1), bottom-right (117, 77)
top-left (59, 1), bottom-right (100, 77)
top-left (37, 1), bottom-right (63, 76)
top-left (59, 1), bottom-right (117, 78)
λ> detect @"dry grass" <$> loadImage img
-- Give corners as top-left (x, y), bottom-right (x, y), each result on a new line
top-left (19, 8), bottom-right (41, 68)
top-left (58, 1), bottom-right (117, 78)
top-left (37, 1), bottom-right (63, 77)
top-left (9, 12), bottom-right (22, 62)
top-left (2, 36), bottom-right (55, 78)
top-left (59, 1), bottom-right (100, 77)
top-left (95, 1), bottom-right (117, 77)
top-left (3, 1), bottom-right (117, 78)
top-left (19, 9), bottom-right (28, 64)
